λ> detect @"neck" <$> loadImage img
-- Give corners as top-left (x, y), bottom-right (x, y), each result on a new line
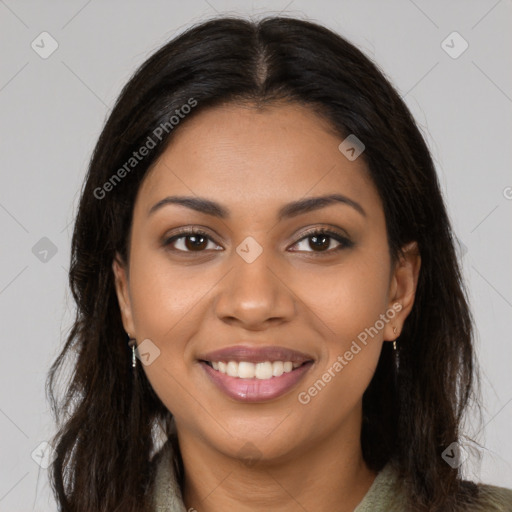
top-left (177, 413), bottom-right (376, 512)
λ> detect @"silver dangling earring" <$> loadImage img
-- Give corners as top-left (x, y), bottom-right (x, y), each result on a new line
top-left (392, 326), bottom-right (399, 372)
top-left (128, 336), bottom-right (137, 368)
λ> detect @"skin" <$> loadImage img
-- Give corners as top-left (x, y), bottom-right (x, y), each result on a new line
top-left (113, 102), bottom-right (421, 512)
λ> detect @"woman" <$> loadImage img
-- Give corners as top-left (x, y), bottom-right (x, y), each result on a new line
top-left (46, 16), bottom-right (512, 511)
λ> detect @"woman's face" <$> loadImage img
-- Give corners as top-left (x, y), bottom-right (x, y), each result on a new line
top-left (114, 102), bottom-right (419, 463)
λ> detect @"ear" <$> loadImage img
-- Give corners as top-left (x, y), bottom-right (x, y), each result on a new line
top-left (383, 241), bottom-right (421, 341)
top-left (112, 253), bottom-right (136, 337)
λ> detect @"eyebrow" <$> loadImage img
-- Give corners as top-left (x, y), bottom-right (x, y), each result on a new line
top-left (148, 193), bottom-right (366, 219)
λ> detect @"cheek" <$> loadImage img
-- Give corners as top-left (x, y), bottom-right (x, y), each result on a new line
top-left (293, 250), bottom-right (390, 406)
top-left (128, 246), bottom-right (212, 340)
top-left (296, 252), bottom-right (391, 343)
top-left (297, 350), bottom-right (379, 435)
top-left (296, 262), bottom-right (387, 428)
top-left (126, 252), bottom-right (200, 418)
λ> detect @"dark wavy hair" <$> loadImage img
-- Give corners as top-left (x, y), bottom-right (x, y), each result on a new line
top-left (46, 15), bottom-right (484, 511)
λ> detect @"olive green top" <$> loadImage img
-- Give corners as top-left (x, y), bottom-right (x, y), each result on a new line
top-left (151, 440), bottom-right (512, 511)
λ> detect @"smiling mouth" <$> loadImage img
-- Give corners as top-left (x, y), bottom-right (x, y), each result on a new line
top-left (200, 360), bottom-right (311, 380)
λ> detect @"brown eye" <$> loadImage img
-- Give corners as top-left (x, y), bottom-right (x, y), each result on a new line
top-left (290, 229), bottom-right (353, 254)
top-left (183, 234), bottom-right (208, 251)
top-left (308, 234), bottom-right (332, 251)
top-left (164, 230), bottom-right (222, 253)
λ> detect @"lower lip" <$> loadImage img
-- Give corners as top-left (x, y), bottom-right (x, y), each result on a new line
top-left (200, 361), bottom-right (314, 403)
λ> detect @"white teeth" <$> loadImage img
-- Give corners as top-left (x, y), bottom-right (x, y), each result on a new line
top-left (226, 361), bottom-right (238, 377)
top-left (209, 360), bottom-right (304, 379)
top-left (238, 361), bottom-right (255, 379)
top-left (272, 361), bottom-right (284, 377)
top-left (255, 362), bottom-right (273, 379)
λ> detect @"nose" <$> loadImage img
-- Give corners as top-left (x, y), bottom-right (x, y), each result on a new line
top-left (213, 250), bottom-right (296, 330)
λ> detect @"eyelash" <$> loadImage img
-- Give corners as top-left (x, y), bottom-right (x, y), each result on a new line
top-left (162, 226), bottom-right (353, 256)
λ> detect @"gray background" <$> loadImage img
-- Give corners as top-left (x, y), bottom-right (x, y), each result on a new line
top-left (1, 0), bottom-right (511, 509)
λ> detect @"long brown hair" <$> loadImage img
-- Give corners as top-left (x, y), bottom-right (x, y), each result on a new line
top-left (46, 16), bottom-right (483, 511)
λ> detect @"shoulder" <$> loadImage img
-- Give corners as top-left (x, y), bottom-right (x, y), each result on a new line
top-left (468, 481), bottom-right (512, 511)
top-left (354, 463), bottom-right (407, 511)
top-left (356, 463), bottom-right (512, 512)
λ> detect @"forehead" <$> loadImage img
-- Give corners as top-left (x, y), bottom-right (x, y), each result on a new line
top-left (137, 102), bottom-right (380, 219)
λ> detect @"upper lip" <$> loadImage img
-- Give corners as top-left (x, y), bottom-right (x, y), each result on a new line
top-left (198, 345), bottom-right (314, 364)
